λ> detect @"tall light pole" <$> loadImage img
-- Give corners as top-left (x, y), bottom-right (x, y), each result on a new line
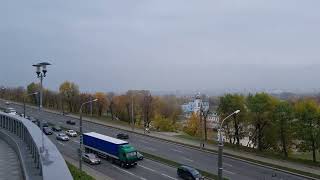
top-left (218, 110), bottom-right (240, 180)
top-left (79, 98), bottom-right (98, 176)
top-left (23, 92), bottom-right (38, 118)
top-left (33, 62), bottom-right (51, 153)
top-left (32, 62), bottom-right (51, 110)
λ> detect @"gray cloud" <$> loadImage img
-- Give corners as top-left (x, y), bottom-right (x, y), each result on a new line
top-left (0, 0), bottom-right (320, 93)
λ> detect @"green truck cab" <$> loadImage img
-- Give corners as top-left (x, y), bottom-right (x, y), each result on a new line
top-left (118, 144), bottom-right (138, 167)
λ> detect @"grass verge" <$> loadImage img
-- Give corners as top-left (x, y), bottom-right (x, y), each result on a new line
top-left (66, 161), bottom-right (95, 180)
top-left (140, 151), bottom-right (228, 180)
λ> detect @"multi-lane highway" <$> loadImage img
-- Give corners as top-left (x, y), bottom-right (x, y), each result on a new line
top-left (1, 100), bottom-right (310, 180)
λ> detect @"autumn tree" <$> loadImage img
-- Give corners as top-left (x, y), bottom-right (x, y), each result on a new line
top-left (183, 113), bottom-right (201, 136)
top-left (59, 81), bottom-right (79, 112)
top-left (218, 94), bottom-right (247, 146)
top-left (272, 101), bottom-right (294, 158)
top-left (26, 82), bottom-right (40, 104)
top-left (247, 93), bottom-right (275, 151)
top-left (94, 92), bottom-right (109, 116)
top-left (294, 99), bottom-right (320, 162)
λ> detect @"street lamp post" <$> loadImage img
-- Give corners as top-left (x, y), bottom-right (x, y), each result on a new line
top-left (32, 62), bottom-right (51, 153)
top-left (32, 62), bottom-right (51, 110)
top-left (217, 110), bottom-right (240, 180)
top-left (23, 92), bottom-right (38, 118)
top-left (79, 98), bottom-right (98, 176)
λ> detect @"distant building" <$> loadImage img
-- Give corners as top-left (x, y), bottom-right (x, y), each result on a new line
top-left (181, 93), bottom-right (209, 114)
top-left (181, 93), bottom-right (220, 129)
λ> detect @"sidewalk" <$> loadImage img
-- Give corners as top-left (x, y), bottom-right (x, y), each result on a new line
top-left (6, 100), bottom-right (320, 177)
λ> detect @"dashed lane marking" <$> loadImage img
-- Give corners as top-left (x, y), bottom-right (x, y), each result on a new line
top-left (172, 149), bottom-right (183, 153)
top-left (138, 164), bottom-right (156, 172)
top-left (223, 169), bottom-right (235, 175)
top-left (161, 173), bottom-right (178, 180)
top-left (58, 142), bottom-right (65, 146)
top-left (182, 157), bottom-right (194, 162)
top-left (112, 165), bottom-right (147, 180)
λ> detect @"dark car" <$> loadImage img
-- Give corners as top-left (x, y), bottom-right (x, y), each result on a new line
top-left (43, 127), bottom-right (53, 135)
top-left (137, 152), bottom-right (144, 160)
top-left (177, 165), bottom-right (203, 180)
top-left (52, 125), bottom-right (62, 132)
top-left (116, 133), bottom-right (129, 139)
top-left (66, 120), bottom-right (76, 125)
top-left (82, 153), bottom-right (101, 165)
top-left (42, 121), bottom-right (49, 127)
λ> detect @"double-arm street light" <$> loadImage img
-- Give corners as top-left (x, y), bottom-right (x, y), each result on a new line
top-left (23, 92), bottom-right (38, 118)
top-left (32, 62), bottom-right (51, 153)
top-left (79, 98), bottom-right (98, 176)
top-left (32, 62), bottom-right (51, 110)
top-left (217, 109), bottom-right (240, 180)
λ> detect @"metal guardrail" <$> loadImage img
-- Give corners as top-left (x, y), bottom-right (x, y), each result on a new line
top-left (0, 111), bottom-right (73, 180)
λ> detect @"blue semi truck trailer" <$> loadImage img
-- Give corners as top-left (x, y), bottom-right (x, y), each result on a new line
top-left (83, 132), bottom-right (138, 167)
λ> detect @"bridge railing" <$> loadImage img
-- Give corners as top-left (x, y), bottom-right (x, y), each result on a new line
top-left (0, 111), bottom-right (73, 180)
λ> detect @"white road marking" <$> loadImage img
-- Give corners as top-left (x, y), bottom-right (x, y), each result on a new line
top-left (223, 169), bottom-right (235, 175)
top-left (72, 140), bottom-right (80, 144)
top-left (112, 165), bottom-right (147, 180)
top-left (138, 164), bottom-right (156, 172)
top-left (161, 173), bottom-right (178, 180)
top-left (224, 163), bottom-right (233, 167)
top-left (172, 149), bottom-right (183, 153)
top-left (182, 157), bottom-right (194, 162)
top-left (58, 142), bottom-right (65, 146)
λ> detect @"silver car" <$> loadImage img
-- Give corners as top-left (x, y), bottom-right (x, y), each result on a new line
top-left (66, 130), bottom-right (77, 137)
top-left (82, 153), bottom-right (101, 165)
top-left (56, 133), bottom-right (70, 141)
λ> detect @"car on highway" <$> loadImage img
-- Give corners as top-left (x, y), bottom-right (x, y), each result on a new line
top-left (56, 133), bottom-right (70, 141)
top-left (66, 119), bottom-right (76, 125)
top-left (52, 125), bottom-right (62, 132)
top-left (116, 133), bottom-right (129, 139)
top-left (42, 121), bottom-right (49, 127)
top-left (177, 165), bottom-right (203, 180)
top-left (5, 101), bottom-right (10, 105)
top-left (43, 127), bottom-right (53, 135)
top-left (5, 107), bottom-right (17, 115)
top-left (66, 130), bottom-right (77, 137)
top-left (82, 153), bottom-right (101, 165)
top-left (137, 152), bottom-right (144, 160)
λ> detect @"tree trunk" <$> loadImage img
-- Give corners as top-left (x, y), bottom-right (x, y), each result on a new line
top-left (109, 103), bottom-right (114, 120)
top-left (280, 120), bottom-right (288, 158)
top-left (257, 123), bottom-right (262, 151)
top-left (234, 116), bottom-right (240, 146)
top-left (312, 138), bottom-right (317, 163)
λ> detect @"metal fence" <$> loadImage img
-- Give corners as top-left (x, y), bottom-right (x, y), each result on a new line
top-left (0, 111), bottom-right (73, 180)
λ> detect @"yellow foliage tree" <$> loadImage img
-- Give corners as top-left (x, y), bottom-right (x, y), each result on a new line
top-left (183, 113), bottom-right (201, 137)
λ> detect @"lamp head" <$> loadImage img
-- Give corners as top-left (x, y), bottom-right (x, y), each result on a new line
top-left (92, 98), bottom-right (98, 102)
top-left (234, 110), bottom-right (240, 114)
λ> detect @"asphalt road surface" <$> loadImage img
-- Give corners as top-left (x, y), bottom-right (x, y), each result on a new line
top-left (48, 132), bottom-right (180, 180)
top-left (1, 101), bottom-right (310, 180)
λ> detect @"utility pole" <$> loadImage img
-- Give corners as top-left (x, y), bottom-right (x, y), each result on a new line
top-left (90, 95), bottom-right (93, 116)
top-left (131, 95), bottom-right (134, 131)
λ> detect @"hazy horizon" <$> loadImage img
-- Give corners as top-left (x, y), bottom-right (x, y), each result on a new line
top-left (1, 0), bottom-right (320, 93)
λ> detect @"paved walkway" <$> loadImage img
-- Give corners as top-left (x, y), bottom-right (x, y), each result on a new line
top-left (0, 138), bottom-right (23, 180)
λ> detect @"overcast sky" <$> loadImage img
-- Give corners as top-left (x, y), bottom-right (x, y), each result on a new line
top-left (0, 0), bottom-right (320, 93)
